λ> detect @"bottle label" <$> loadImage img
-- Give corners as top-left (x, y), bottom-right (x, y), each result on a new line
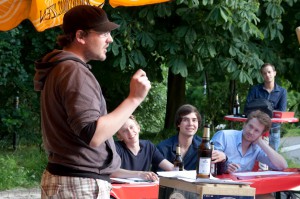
top-left (174, 163), bottom-right (184, 171)
top-left (233, 107), bottom-right (240, 115)
top-left (210, 163), bottom-right (215, 173)
top-left (198, 157), bottom-right (211, 175)
top-left (258, 162), bottom-right (269, 171)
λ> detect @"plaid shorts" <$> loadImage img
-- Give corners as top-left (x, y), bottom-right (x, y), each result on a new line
top-left (41, 170), bottom-right (112, 199)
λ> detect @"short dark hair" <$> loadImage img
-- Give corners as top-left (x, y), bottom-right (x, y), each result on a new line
top-left (174, 104), bottom-right (201, 132)
top-left (57, 30), bottom-right (89, 47)
top-left (245, 110), bottom-right (272, 133)
top-left (260, 63), bottom-right (276, 73)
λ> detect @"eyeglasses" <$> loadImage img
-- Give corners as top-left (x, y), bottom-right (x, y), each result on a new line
top-left (88, 30), bottom-right (111, 38)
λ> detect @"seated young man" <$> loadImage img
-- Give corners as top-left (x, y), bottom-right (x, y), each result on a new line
top-left (153, 104), bottom-right (227, 173)
top-left (114, 115), bottom-right (174, 172)
top-left (211, 110), bottom-right (288, 173)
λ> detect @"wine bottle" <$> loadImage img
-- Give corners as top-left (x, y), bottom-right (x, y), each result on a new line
top-left (233, 94), bottom-right (240, 116)
top-left (210, 142), bottom-right (217, 177)
top-left (173, 144), bottom-right (184, 171)
top-left (196, 124), bottom-right (212, 179)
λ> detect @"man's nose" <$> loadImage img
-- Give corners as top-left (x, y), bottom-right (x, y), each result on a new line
top-left (187, 119), bottom-right (194, 124)
top-left (107, 34), bottom-right (113, 43)
top-left (127, 129), bottom-right (134, 136)
top-left (249, 128), bottom-right (255, 135)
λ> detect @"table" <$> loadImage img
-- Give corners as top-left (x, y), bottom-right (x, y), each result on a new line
top-left (110, 183), bottom-right (159, 199)
top-left (218, 169), bottom-right (300, 195)
top-left (224, 115), bottom-right (299, 123)
top-left (110, 170), bottom-right (300, 199)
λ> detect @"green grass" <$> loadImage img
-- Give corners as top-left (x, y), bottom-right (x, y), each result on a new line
top-left (282, 123), bottom-right (300, 136)
top-left (285, 158), bottom-right (300, 168)
top-left (281, 125), bottom-right (300, 168)
top-left (284, 128), bottom-right (300, 137)
top-left (0, 145), bottom-right (47, 191)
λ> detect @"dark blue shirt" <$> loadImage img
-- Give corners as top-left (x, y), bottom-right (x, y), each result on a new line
top-left (115, 140), bottom-right (165, 171)
top-left (246, 83), bottom-right (287, 127)
top-left (153, 134), bottom-right (202, 172)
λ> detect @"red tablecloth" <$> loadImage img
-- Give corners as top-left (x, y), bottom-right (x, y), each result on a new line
top-left (110, 170), bottom-right (300, 198)
top-left (219, 169), bottom-right (300, 195)
top-left (111, 183), bottom-right (159, 199)
top-left (224, 115), bottom-right (299, 123)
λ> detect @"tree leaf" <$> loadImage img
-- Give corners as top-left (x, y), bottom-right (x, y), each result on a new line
top-left (168, 56), bottom-right (188, 77)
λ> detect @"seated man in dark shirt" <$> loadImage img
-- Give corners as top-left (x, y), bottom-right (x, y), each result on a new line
top-left (152, 104), bottom-right (227, 173)
top-left (115, 115), bottom-right (174, 172)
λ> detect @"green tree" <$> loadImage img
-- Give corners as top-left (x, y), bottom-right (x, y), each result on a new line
top-left (0, 21), bottom-right (59, 148)
top-left (1, 0), bottom-right (300, 145)
top-left (105, 0), bottom-right (300, 129)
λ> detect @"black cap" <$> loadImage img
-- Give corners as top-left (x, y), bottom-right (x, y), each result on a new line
top-left (63, 5), bottom-right (120, 34)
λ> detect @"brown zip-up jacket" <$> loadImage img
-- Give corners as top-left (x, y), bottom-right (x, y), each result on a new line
top-left (34, 50), bottom-right (121, 177)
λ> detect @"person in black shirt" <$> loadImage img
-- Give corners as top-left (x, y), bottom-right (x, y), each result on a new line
top-left (115, 115), bottom-right (174, 172)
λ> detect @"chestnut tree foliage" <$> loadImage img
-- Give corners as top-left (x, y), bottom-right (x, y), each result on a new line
top-left (0, 0), bottom-right (300, 145)
top-left (106, 0), bottom-right (300, 130)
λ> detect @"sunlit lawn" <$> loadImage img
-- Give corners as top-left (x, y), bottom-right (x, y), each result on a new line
top-left (0, 145), bottom-right (47, 191)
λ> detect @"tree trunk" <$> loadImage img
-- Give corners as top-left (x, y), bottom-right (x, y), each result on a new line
top-left (228, 80), bottom-right (236, 129)
top-left (13, 132), bottom-right (18, 151)
top-left (229, 80), bottom-right (236, 115)
top-left (164, 68), bottom-right (186, 130)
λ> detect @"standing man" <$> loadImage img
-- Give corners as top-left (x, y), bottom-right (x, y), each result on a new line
top-left (246, 63), bottom-right (287, 151)
top-left (34, 5), bottom-right (151, 199)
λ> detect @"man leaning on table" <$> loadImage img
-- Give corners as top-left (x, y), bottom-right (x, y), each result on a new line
top-left (245, 63), bottom-right (287, 151)
top-left (211, 110), bottom-right (287, 173)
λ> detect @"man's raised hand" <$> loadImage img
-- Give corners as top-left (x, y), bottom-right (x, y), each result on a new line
top-left (129, 69), bottom-right (151, 104)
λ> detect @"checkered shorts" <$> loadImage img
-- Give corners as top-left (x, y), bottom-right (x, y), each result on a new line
top-left (40, 170), bottom-right (112, 199)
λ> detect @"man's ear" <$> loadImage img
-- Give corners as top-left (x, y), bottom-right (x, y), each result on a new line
top-left (116, 133), bottom-right (123, 141)
top-left (75, 30), bottom-right (86, 44)
top-left (137, 124), bottom-right (141, 133)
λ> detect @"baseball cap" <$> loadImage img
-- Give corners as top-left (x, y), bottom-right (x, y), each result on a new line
top-left (63, 5), bottom-right (120, 34)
